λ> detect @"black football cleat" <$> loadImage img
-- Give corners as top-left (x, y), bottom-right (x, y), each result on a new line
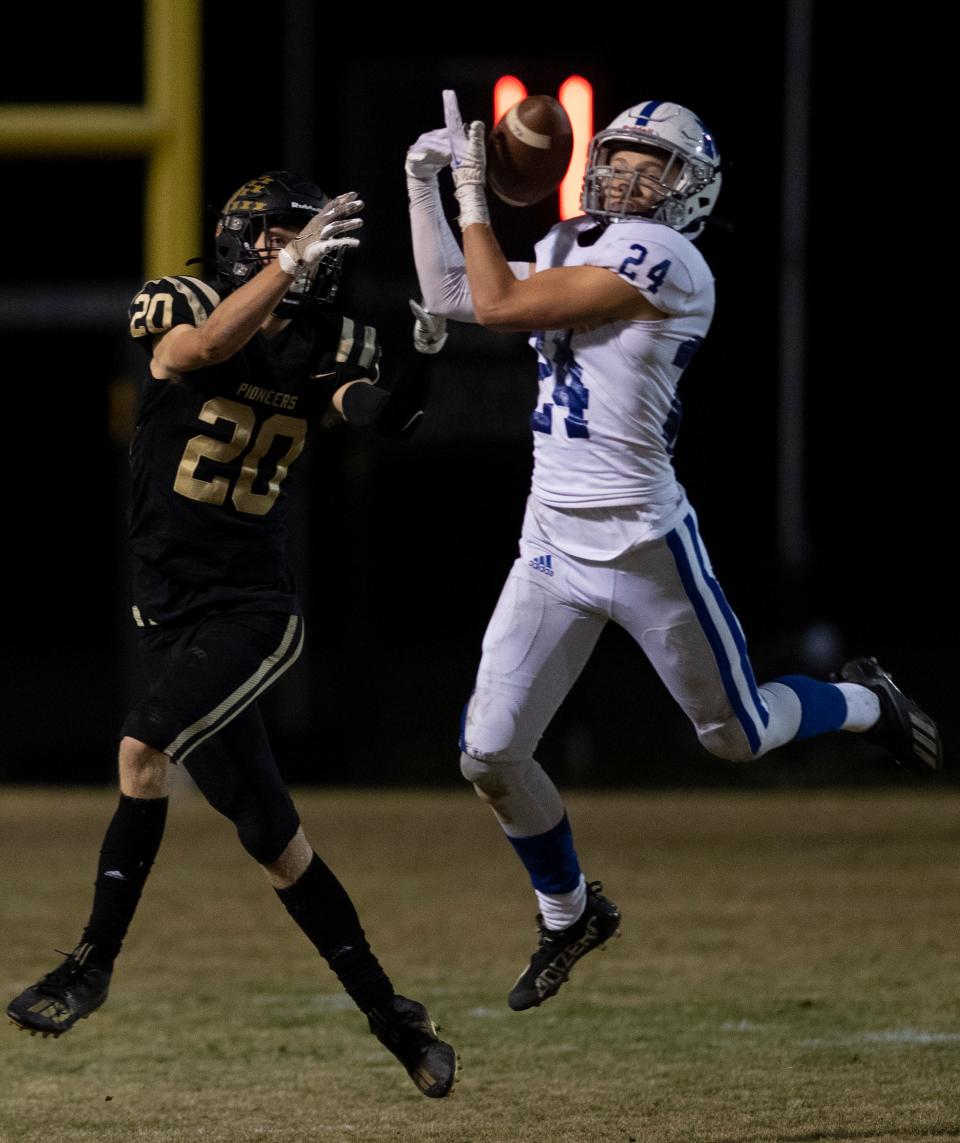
top-left (366, 994), bottom-right (457, 1098)
top-left (7, 943), bottom-right (111, 1038)
top-left (838, 657), bottom-right (943, 775)
top-left (508, 881), bottom-right (621, 1012)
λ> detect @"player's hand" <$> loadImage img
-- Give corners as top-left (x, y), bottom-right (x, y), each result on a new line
top-left (409, 299), bottom-right (448, 355)
top-left (451, 120), bottom-right (486, 191)
top-left (279, 192), bottom-right (363, 276)
top-left (451, 121), bottom-right (489, 229)
top-left (443, 89), bottom-right (468, 169)
top-left (442, 90), bottom-right (489, 227)
top-left (406, 129), bottom-right (453, 180)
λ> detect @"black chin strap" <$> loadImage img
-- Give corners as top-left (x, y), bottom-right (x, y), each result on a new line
top-left (576, 221), bottom-right (608, 247)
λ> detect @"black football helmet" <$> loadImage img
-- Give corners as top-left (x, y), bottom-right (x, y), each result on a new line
top-left (214, 170), bottom-right (345, 311)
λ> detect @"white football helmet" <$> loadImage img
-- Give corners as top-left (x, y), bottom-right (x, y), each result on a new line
top-left (581, 101), bottom-right (721, 236)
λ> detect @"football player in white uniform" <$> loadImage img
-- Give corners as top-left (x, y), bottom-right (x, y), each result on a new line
top-left (406, 96), bottom-right (943, 1011)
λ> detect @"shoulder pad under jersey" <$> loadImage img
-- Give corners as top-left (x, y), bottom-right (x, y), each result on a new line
top-left (587, 220), bottom-right (709, 316)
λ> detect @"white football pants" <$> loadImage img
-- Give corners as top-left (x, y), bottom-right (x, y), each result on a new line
top-left (460, 502), bottom-right (803, 837)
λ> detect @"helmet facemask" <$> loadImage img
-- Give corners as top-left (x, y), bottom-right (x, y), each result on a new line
top-left (584, 142), bottom-right (683, 222)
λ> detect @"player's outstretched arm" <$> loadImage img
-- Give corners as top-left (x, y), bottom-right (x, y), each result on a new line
top-left (406, 128), bottom-right (479, 323)
top-left (152, 194), bottom-right (363, 378)
top-left (406, 115), bottom-right (529, 323)
top-left (449, 120), bottom-right (661, 331)
top-left (465, 233), bottom-right (660, 331)
top-left (151, 260), bottom-right (294, 378)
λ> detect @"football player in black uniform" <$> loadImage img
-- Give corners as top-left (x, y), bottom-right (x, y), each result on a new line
top-left (6, 172), bottom-right (456, 1099)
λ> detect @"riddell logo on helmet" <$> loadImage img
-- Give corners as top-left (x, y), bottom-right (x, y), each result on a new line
top-left (291, 201), bottom-right (320, 212)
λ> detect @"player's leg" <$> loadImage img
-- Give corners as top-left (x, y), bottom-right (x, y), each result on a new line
top-left (183, 708), bottom-right (396, 1010)
top-left (112, 603), bottom-right (455, 1094)
top-left (5, 610), bottom-right (300, 1039)
top-left (461, 545), bottom-right (621, 1009)
top-left (183, 703), bottom-right (455, 1097)
top-left (264, 818), bottom-right (456, 1097)
top-left (614, 511), bottom-right (941, 770)
top-left (5, 736), bottom-right (171, 1037)
top-left (609, 517), bottom-right (813, 760)
top-left (461, 558), bottom-right (603, 908)
top-left (75, 737), bottom-right (171, 971)
top-left (139, 611), bottom-right (390, 1013)
top-left (103, 611), bottom-right (305, 959)
top-left (5, 628), bottom-right (182, 1038)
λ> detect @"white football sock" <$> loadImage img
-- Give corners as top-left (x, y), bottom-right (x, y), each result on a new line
top-left (536, 875), bottom-right (587, 932)
top-left (836, 682), bottom-right (881, 731)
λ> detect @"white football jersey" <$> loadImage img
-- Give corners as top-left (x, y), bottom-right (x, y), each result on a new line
top-left (528, 214), bottom-right (714, 550)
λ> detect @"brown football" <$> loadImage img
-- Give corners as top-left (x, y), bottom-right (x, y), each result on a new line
top-left (487, 95), bottom-right (574, 207)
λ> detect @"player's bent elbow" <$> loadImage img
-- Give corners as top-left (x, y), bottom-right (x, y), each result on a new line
top-left (420, 275), bottom-right (477, 323)
top-left (473, 307), bottom-right (497, 329)
top-left (191, 333), bottom-right (240, 368)
top-left (472, 301), bottom-right (527, 332)
top-left (420, 285), bottom-right (452, 317)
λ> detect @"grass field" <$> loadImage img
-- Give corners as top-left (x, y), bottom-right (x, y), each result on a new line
top-left (1, 784), bottom-right (958, 1142)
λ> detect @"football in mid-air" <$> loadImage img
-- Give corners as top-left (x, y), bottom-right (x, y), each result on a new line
top-left (486, 95), bottom-right (574, 207)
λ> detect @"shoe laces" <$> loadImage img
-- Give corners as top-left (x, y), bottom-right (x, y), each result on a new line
top-left (534, 881), bottom-right (610, 946)
top-left (371, 999), bottom-right (429, 1041)
top-left (36, 949), bottom-right (92, 996)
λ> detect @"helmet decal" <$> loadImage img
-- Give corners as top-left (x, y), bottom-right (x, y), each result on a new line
top-left (632, 101), bottom-right (664, 126)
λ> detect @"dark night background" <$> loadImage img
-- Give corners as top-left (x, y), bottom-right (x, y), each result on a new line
top-left (0, 7), bottom-right (949, 788)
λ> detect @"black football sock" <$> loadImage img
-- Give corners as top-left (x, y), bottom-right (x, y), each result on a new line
top-left (80, 794), bottom-right (168, 969)
top-left (275, 853), bottom-right (394, 1013)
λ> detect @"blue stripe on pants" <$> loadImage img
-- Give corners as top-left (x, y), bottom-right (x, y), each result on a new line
top-left (665, 517), bottom-right (766, 754)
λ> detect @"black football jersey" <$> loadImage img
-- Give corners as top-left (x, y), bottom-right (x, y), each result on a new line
top-left (127, 275), bottom-right (379, 624)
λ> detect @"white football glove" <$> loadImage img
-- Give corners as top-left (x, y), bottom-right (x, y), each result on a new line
top-left (409, 299), bottom-right (448, 355)
top-left (443, 89), bottom-right (468, 169)
top-left (405, 128), bottom-right (453, 180)
top-left (452, 121), bottom-right (489, 229)
top-left (278, 192), bottom-right (363, 277)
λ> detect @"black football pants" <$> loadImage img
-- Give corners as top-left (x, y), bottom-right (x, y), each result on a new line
top-left (121, 609), bottom-right (304, 864)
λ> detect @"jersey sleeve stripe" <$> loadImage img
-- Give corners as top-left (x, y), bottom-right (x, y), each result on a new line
top-left (175, 276), bottom-right (221, 311)
top-left (166, 276), bottom-right (219, 325)
top-left (358, 324), bottom-right (378, 371)
top-left (336, 316), bottom-right (356, 363)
